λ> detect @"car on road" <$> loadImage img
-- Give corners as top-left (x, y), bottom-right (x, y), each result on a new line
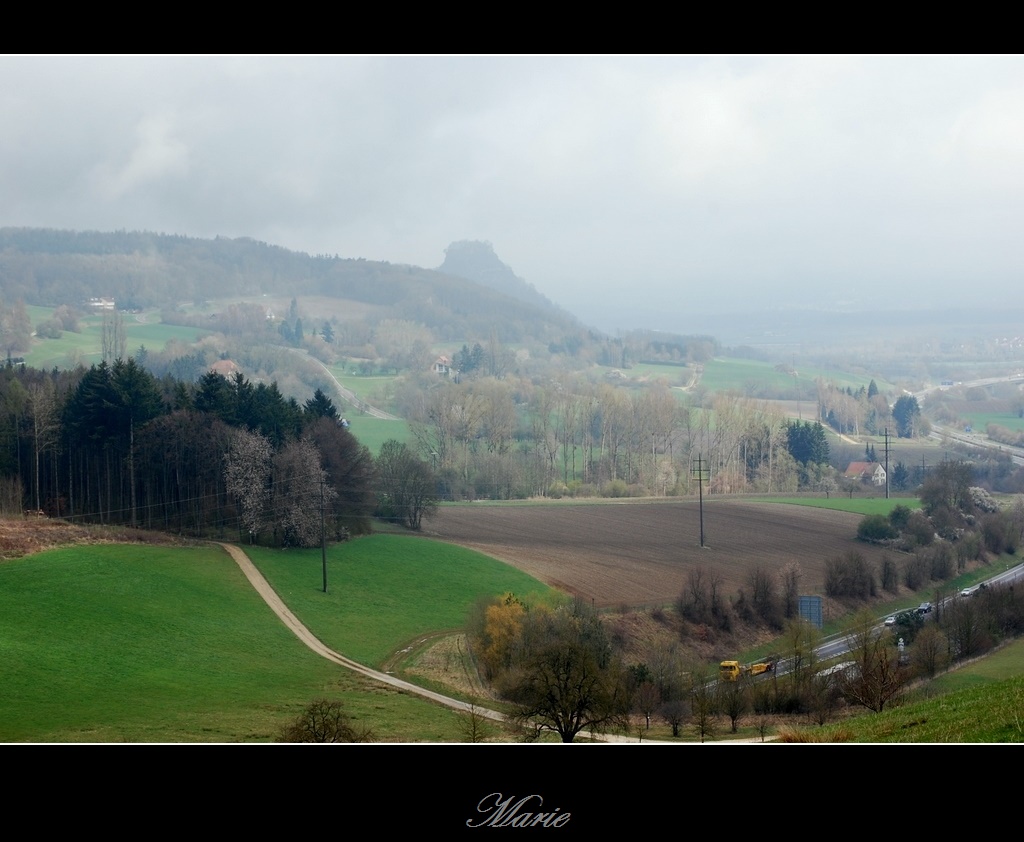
top-left (884, 615), bottom-right (897, 626)
top-left (961, 587), bottom-right (976, 598)
top-left (917, 602), bottom-right (933, 614)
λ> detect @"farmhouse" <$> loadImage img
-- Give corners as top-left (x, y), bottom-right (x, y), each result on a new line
top-left (844, 461), bottom-right (886, 486)
top-left (433, 355), bottom-right (452, 377)
top-left (209, 359), bottom-right (242, 378)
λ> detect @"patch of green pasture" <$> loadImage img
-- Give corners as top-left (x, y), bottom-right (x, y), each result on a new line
top-left (927, 636), bottom-right (1024, 695)
top-left (0, 542), bottom-right (472, 742)
top-left (327, 366), bottom-right (399, 403)
top-left (961, 411), bottom-right (1024, 434)
top-left (744, 496), bottom-right (921, 516)
top-left (24, 309), bottom-right (206, 370)
top-left (699, 357), bottom-right (885, 397)
top-left (345, 416), bottom-right (412, 455)
top-left (244, 533), bottom-right (553, 669)
top-left (810, 670), bottom-right (1024, 742)
top-left (0, 544), bottom-right (336, 741)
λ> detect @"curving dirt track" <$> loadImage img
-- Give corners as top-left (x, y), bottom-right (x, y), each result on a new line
top-left (424, 499), bottom-right (893, 608)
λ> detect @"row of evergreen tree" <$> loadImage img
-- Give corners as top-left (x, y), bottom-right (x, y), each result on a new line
top-left (0, 361), bottom-right (377, 543)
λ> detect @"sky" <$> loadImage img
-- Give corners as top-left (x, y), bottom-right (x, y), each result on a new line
top-left (3, 55), bottom-right (1023, 333)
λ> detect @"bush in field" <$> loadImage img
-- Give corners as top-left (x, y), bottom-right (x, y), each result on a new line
top-left (880, 555), bottom-right (899, 593)
top-left (982, 511), bottom-right (1019, 555)
top-left (858, 514), bottom-right (897, 542)
top-left (548, 482), bottom-right (568, 499)
top-left (903, 552), bottom-right (929, 590)
top-left (888, 505), bottom-right (912, 530)
top-left (824, 551), bottom-right (876, 600)
top-left (35, 317), bottom-right (63, 339)
top-left (277, 698), bottom-right (373, 743)
top-left (602, 479), bottom-right (628, 498)
top-left (904, 511), bottom-right (935, 547)
top-left (969, 486), bottom-right (1000, 513)
top-left (957, 532), bottom-right (984, 569)
top-left (925, 542), bottom-right (954, 581)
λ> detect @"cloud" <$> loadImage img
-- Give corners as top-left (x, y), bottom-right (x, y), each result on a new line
top-left (1, 55), bottom-right (1022, 330)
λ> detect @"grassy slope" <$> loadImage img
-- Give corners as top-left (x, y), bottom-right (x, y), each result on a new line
top-left (243, 534), bottom-right (553, 668)
top-left (23, 308), bottom-right (205, 370)
top-left (0, 536), bottom-right (548, 742)
top-left (802, 638), bottom-right (1024, 742)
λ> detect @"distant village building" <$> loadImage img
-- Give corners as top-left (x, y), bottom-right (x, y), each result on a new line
top-left (432, 355), bottom-right (452, 377)
top-left (209, 359), bottom-right (242, 378)
top-left (844, 461), bottom-right (887, 486)
top-left (88, 297), bottom-right (116, 311)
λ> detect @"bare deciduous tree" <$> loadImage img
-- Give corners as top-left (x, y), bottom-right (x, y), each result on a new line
top-left (277, 698), bottom-right (373, 743)
top-left (689, 663), bottom-right (719, 743)
top-left (841, 611), bottom-right (907, 713)
top-left (910, 623), bottom-right (947, 679)
top-left (717, 675), bottom-right (749, 733)
top-left (634, 681), bottom-right (660, 730)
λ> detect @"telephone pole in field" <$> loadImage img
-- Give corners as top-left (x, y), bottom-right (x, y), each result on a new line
top-left (691, 453), bottom-right (709, 548)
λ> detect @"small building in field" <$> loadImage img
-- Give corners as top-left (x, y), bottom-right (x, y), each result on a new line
top-left (844, 461), bottom-right (886, 486)
top-left (210, 359), bottom-right (242, 378)
top-left (432, 355), bottom-right (452, 377)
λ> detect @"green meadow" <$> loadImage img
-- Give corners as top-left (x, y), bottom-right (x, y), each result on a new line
top-left (0, 536), bottom-right (550, 742)
top-left (244, 534), bottom-right (553, 668)
top-left (744, 496), bottom-right (921, 516)
top-left (698, 357), bottom-right (891, 396)
top-left (343, 415), bottom-right (412, 455)
top-left (961, 411), bottom-right (1024, 433)
top-left (803, 637), bottom-right (1024, 743)
top-left (22, 306), bottom-right (206, 370)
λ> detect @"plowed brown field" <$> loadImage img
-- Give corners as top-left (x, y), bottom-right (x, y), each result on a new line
top-left (425, 499), bottom-right (891, 608)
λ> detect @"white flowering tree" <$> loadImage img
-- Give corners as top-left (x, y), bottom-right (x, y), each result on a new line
top-left (273, 437), bottom-right (335, 547)
top-left (224, 428), bottom-right (272, 543)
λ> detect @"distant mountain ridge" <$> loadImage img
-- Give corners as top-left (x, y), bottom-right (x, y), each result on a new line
top-left (438, 240), bottom-right (569, 318)
top-left (0, 227), bottom-right (582, 346)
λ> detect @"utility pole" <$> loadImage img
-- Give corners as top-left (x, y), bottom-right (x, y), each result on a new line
top-left (881, 427), bottom-right (892, 500)
top-left (691, 453), bottom-right (709, 548)
top-left (321, 477), bottom-right (328, 593)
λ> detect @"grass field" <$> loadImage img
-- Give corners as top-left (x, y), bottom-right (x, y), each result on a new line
top-left (0, 543), bottom-right (344, 741)
top-left (344, 415), bottom-right (412, 455)
top-left (796, 637), bottom-right (1024, 743)
top-left (3, 524), bottom-right (1022, 743)
top-left (745, 495), bottom-right (921, 515)
top-left (961, 411), bottom-right (1024, 433)
top-left (22, 307), bottom-right (207, 370)
top-left (244, 534), bottom-right (553, 668)
top-left (0, 535), bottom-right (548, 742)
top-left (696, 357), bottom-right (894, 397)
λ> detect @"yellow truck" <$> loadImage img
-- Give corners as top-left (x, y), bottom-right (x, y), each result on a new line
top-left (719, 659), bottom-right (775, 682)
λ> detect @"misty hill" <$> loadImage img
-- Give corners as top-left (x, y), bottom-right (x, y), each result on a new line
top-left (438, 240), bottom-right (567, 318)
top-left (0, 228), bottom-right (580, 345)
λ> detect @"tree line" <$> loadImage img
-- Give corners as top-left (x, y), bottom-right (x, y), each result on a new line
top-left (395, 369), bottom-right (834, 501)
top-left (0, 361), bottom-right (407, 545)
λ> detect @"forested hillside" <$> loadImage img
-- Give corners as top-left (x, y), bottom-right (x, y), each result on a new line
top-left (0, 228), bottom-right (578, 345)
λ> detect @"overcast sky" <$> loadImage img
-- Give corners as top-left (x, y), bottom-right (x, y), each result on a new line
top-left (3, 55), bottom-right (1022, 332)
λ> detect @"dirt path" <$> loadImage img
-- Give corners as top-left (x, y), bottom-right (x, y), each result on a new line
top-left (217, 541), bottom-right (698, 743)
top-left (285, 349), bottom-right (402, 420)
top-left (216, 542), bottom-right (504, 722)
